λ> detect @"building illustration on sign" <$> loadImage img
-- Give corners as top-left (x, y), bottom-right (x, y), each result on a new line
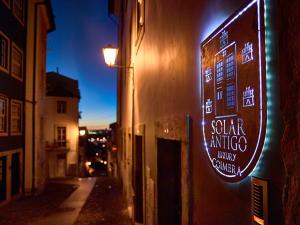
top-left (205, 99), bottom-right (213, 114)
top-left (220, 30), bottom-right (229, 49)
top-left (242, 42), bottom-right (254, 64)
top-left (214, 42), bottom-right (238, 116)
top-left (205, 68), bottom-right (213, 82)
top-left (201, 0), bottom-right (266, 182)
top-left (243, 86), bottom-right (255, 107)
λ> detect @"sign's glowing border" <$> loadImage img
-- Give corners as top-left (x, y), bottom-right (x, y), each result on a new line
top-left (250, 0), bottom-right (273, 176)
top-left (201, 0), bottom-right (265, 180)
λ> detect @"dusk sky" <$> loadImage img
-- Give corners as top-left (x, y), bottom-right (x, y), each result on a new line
top-left (46, 0), bottom-right (118, 129)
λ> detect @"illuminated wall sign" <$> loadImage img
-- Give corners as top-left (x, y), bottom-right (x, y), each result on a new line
top-left (201, 0), bottom-right (266, 182)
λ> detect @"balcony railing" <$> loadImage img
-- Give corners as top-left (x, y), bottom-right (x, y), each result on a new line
top-left (46, 140), bottom-right (70, 150)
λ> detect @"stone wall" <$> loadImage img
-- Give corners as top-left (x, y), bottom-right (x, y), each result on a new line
top-left (279, 0), bottom-right (300, 224)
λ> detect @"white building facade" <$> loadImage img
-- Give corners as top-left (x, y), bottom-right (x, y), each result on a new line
top-left (44, 72), bottom-right (80, 178)
top-left (24, 0), bottom-right (55, 195)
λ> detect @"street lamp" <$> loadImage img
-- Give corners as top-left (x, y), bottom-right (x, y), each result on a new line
top-left (79, 129), bottom-right (86, 136)
top-left (102, 44), bottom-right (133, 69)
top-left (102, 44), bottom-right (135, 180)
top-left (102, 44), bottom-right (118, 67)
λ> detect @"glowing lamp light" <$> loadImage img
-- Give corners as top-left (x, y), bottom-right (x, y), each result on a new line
top-left (79, 129), bottom-right (86, 136)
top-left (102, 44), bottom-right (118, 67)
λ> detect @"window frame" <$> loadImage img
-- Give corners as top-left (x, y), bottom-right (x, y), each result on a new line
top-left (10, 99), bottom-right (22, 135)
top-left (226, 53), bottom-right (235, 80)
top-left (226, 83), bottom-right (235, 109)
top-left (11, 42), bottom-right (23, 81)
top-left (57, 101), bottom-right (67, 114)
top-left (2, 0), bottom-right (11, 8)
top-left (216, 60), bottom-right (224, 83)
top-left (0, 95), bottom-right (9, 136)
top-left (0, 31), bottom-right (10, 74)
top-left (56, 126), bottom-right (67, 147)
top-left (12, 0), bottom-right (24, 25)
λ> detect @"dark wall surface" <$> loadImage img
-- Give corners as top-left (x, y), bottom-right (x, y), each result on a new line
top-left (0, 0), bottom-right (27, 151)
top-left (279, 0), bottom-right (300, 224)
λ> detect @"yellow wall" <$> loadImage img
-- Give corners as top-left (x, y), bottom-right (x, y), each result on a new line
top-left (44, 96), bottom-right (79, 177)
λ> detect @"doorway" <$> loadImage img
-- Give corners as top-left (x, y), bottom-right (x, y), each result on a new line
top-left (157, 138), bottom-right (181, 225)
top-left (0, 156), bottom-right (6, 202)
top-left (134, 135), bottom-right (144, 223)
top-left (11, 153), bottom-right (20, 196)
top-left (57, 153), bottom-right (66, 177)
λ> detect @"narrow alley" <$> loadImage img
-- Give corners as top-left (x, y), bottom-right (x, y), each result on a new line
top-left (0, 177), bottom-right (133, 225)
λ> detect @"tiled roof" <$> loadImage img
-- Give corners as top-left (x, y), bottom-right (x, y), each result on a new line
top-left (46, 72), bottom-right (80, 98)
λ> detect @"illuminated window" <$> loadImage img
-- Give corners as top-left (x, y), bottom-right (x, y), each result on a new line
top-left (11, 100), bottom-right (22, 135)
top-left (56, 127), bottom-right (66, 147)
top-left (11, 43), bottom-right (23, 81)
top-left (226, 83), bottom-right (235, 108)
top-left (0, 96), bottom-right (8, 135)
top-left (226, 54), bottom-right (235, 79)
top-left (13, 0), bottom-right (24, 24)
top-left (0, 32), bottom-right (9, 73)
top-left (57, 101), bottom-right (67, 114)
top-left (2, 0), bottom-right (10, 8)
top-left (216, 60), bottom-right (223, 83)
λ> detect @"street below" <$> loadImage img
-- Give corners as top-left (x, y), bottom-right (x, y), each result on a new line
top-left (0, 177), bottom-right (132, 225)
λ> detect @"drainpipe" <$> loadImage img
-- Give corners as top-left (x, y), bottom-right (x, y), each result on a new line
top-left (186, 114), bottom-right (193, 225)
top-left (32, 1), bottom-right (45, 194)
top-left (131, 63), bottom-right (135, 207)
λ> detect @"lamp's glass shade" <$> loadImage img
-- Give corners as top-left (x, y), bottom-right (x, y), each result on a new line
top-left (79, 129), bottom-right (86, 136)
top-left (102, 46), bottom-right (118, 66)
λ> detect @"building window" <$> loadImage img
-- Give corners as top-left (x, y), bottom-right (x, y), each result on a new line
top-left (56, 127), bottom-right (66, 147)
top-left (2, 0), bottom-right (10, 8)
top-left (57, 101), bottom-right (67, 114)
top-left (0, 32), bottom-right (9, 73)
top-left (13, 0), bottom-right (24, 25)
top-left (11, 43), bottom-right (23, 81)
top-left (226, 83), bottom-right (235, 109)
top-left (216, 60), bottom-right (223, 83)
top-left (136, 0), bottom-right (145, 48)
top-left (11, 100), bottom-right (22, 135)
top-left (226, 54), bottom-right (235, 80)
top-left (0, 96), bottom-right (8, 135)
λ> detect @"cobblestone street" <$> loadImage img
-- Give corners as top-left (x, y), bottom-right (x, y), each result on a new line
top-left (74, 177), bottom-right (133, 225)
top-left (0, 177), bottom-right (133, 225)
